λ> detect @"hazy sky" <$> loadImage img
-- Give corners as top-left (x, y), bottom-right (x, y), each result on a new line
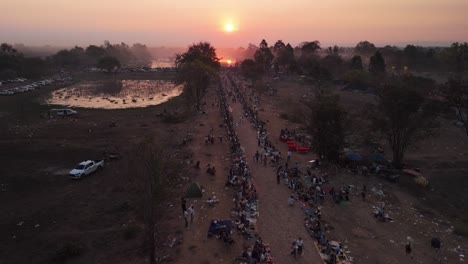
top-left (1, 0), bottom-right (467, 47)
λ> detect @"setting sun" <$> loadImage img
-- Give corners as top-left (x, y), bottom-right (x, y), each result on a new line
top-left (224, 23), bottom-right (234, 32)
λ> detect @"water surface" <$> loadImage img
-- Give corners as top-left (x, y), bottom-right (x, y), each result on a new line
top-left (47, 80), bottom-right (183, 109)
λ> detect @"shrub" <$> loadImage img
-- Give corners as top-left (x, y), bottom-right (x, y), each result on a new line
top-left (54, 242), bottom-right (84, 262)
top-left (123, 224), bottom-right (141, 240)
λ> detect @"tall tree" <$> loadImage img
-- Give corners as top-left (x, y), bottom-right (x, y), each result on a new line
top-left (355, 41), bottom-right (377, 56)
top-left (175, 42), bottom-right (220, 110)
top-left (305, 91), bottom-right (347, 161)
top-left (370, 83), bottom-right (434, 167)
top-left (350, 55), bottom-right (363, 70)
top-left (240, 59), bottom-right (262, 83)
top-left (254, 39), bottom-right (273, 73)
top-left (445, 42), bottom-right (468, 77)
top-left (440, 79), bottom-right (468, 136)
top-left (369, 51), bottom-right (386, 74)
top-left (128, 137), bottom-right (168, 264)
top-left (97, 56), bottom-right (121, 72)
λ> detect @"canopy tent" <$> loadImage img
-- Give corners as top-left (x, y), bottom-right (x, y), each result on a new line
top-left (186, 182), bottom-right (203, 198)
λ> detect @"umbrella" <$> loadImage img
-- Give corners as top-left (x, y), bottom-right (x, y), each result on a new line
top-left (345, 152), bottom-right (362, 161)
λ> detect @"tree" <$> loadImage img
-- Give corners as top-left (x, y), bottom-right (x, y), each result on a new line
top-left (444, 42), bottom-right (468, 77)
top-left (85, 45), bottom-right (106, 59)
top-left (97, 56), bottom-right (121, 72)
top-left (240, 59), bottom-right (262, 83)
top-left (175, 42), bottom-right (220, 110)
top-left (440, 79), bottom-right (468, 136)
top-left (301, 41), bottom-right (321, 55)
top-left (305, 91), bottom-right (346, 161)
top-left (370, 83), bottom-right (434, 167)
top-left (350, 55), bottom-right (363, 70)
top-left (369, 51), bottom-right (386, 74)
top-left (254, 39), bottom-right (273, 73)
top-left (128, 137), bottom-right (169, 264)
top-left (355, 41), bottom-right (377, 56)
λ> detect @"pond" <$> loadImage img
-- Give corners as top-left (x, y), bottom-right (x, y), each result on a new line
top-left (47, 80), bottom-right (183, 109)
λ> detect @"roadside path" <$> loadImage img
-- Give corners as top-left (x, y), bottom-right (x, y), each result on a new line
top-left (230, 98), bottom-right (323, 263)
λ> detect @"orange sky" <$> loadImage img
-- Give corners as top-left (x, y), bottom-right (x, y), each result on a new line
top-left (1, 0), bottom-right (467, 47)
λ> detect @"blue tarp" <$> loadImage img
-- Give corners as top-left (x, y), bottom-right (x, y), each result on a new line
top-left (208, 220), bottom-right (232, 236)
top-left (365, 153), bottom-right (387, 163)
top-left (345, 152), bottom-right (362, 161)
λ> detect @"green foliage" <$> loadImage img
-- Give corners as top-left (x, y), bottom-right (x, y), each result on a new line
top-left (97, 56), bottom-right (121, 71)
top-left (350, 55), bottom-right (363, 70)
top-left (369, 51), bottom-right (386, 74)
top-left (0, 43), bottom-right (48, 78)
top-left (240, 59), bottom-right (263, 82)
top-left (175, 42), bottom-right (220, 110)
top-left (369, 81), bottom-right (435, 167)
top-left (123, 224), bottom-right (141, 240)
top-left (301, 41), bottom-right (321, 55)
top-left (444, 42), bottom-right (468, 76)
top-left (305, 92), bottom-right (347, 161)
top-left (342, 70), bottom-right (370, 90)
top-left (254, 39), bottom-right (274, 73)
top-left (355, 41), bottom-right (377, 56)
top-left (54, 242), bottom-right (85, 262)
top-left (440, 79), bottom-right (468, 136)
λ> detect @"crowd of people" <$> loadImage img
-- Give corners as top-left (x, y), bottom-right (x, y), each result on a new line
top-left (228, 73), bottom-right (353, 264)
top-left (217, 73), bottom-right (274, 263)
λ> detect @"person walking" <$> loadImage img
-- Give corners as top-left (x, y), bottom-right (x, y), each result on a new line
top-left (296, 237), bottom-right (304, 256)
top-left (287, 150), bottom-right (292, 162)
top-left (181, 197), bottom-right (187, 213)
top-left (361, 185), bottom-right (367, 201)
top-left (290, 241), bottom-right (298, 258)
top-left (188, 205), bottom-right (195, 223)
top-left (183, 210), bottom-right (189, 229)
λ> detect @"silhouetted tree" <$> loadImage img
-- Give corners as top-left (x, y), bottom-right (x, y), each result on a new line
top-left (369, 51), bottom-right (386, 74)
top-left (175, 42), bottom-right (220, 110)
top-left (305, 91), bottom-right (347, 161)
top-left (128, 137), bottom-right (169, 264)
top-left (240, 59), bottom-right (263, 83)
top-left (350, 55), bottom-right (363, 70)
top-left (254, 39), bottom-right (273, 73)
top-left (97, 56), bottom-right (121, 72)
top-left (355, 41), bottom-right (377, 56)
top-left (369, 82), bottom-right (435, 167)
top-left (440, 79), bottom-right (468, 136)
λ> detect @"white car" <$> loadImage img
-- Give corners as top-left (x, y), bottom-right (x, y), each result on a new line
top-left (69, 160), bottom-right (104, 179)
top-left (51, 108), bottom-right (78, 116)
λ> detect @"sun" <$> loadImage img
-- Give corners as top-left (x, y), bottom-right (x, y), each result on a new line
top-left (224, 23), bottom-right (234, 32)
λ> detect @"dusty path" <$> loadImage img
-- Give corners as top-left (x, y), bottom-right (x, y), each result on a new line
top-left (229, 95), bottom-right (323, 263)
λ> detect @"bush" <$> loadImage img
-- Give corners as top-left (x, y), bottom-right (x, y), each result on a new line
top-left (54, 242), bottom-right (84, 262)
top-left (123, 224), bottom-right (141, 240)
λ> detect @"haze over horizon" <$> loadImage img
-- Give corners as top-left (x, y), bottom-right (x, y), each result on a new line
top-left (2, 0), bottom-right (468, 48)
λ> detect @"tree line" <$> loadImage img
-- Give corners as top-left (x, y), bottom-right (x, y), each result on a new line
top-left (237, 39), bottom-right (468, 168)
top-left (0, 41), bottom-right (153, 79)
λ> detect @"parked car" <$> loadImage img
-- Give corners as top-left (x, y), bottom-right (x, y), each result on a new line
top-left (50, 108), bottom-right (78, 116)
top-left (69, 160), bottom-right (104, 179)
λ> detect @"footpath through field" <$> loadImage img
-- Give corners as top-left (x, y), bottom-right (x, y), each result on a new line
top-left (228, 81), bottom-right (323, 263)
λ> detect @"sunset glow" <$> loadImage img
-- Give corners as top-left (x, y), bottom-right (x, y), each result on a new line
top-left (1, 0), bottom-right (467, 46)
top-left (225, 23), bottom-right (234, 32)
